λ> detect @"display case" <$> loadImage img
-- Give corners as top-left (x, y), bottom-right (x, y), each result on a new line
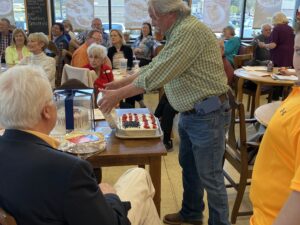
top-left (52, 89), bottom-right (95, 134)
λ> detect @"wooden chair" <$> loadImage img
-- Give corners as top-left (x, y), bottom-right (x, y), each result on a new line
top-left (0, 208), bottom-right (17, 225)
top-left (233, 54), bottom-right (273, 117)
top-left (238, 42), bottom-right (254, 55)
top-left (224, 94), bottom-right (259, 224)
top-left (233, 54), bottom-right (253, 70)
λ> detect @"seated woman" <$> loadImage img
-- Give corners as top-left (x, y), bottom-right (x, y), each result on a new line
top-left (51, 22), bottom-right (69, 50)
top-left (133, 22), bottom-right (155, 67)
top-left (19, 32), bottom-right (56, 88)
top-left (223, 25), bottom-right (241, 66)
top-left (108, 29), bottom-right (144, 108)
top-left (5, 28), bottom-right (31, 65)
top-left (107, 29), bottom-right (133, 69)
top-left (62, 19), bottom-right (76, 42)
top-left (83, 43), bottom-right (113, 96)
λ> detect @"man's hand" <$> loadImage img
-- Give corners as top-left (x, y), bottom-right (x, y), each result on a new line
top-left (97, 89), bottom-right (121, 114)
top-left (105, 73), bottom-right (139, 90)
top-left (278, 67), bottom-right (295, 76)
top-left (99, 183), bottom-right (117, 195)
top-left (258, 40), bottom-right (265, 48)
top-left (104, 80), bottom-right (126, 90)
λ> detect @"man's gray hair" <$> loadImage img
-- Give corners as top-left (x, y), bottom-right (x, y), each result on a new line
top-left (261, 23), bottom-right (272, 31)
top-left (0, 65), bottom-right (53, 129)
top-left (148, 0), bottom-right (191, 17)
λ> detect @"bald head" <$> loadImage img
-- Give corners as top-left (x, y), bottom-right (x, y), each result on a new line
top-left (91, 18), bottom-right (103, 31)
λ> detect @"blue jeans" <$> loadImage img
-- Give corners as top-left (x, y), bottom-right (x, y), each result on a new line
top-left (178, 100), bottom-right (231, 225)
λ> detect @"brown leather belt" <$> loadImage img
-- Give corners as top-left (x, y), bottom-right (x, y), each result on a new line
top-left (183, 93), bottom-right (228, 115)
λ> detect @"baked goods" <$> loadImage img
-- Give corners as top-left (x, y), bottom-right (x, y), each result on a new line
top-left (56, 106), bottom-right (90, 132)
top-left (56, 131), bottom-right (106, 154)
top-left (117, 113), bottom-right (158, 137)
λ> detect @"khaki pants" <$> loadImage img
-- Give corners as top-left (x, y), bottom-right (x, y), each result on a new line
top-left (114, 168), bottom-right (162, 225)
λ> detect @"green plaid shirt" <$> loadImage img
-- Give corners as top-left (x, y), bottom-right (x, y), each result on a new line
top-left (133, 15), bottom-right (229, 112)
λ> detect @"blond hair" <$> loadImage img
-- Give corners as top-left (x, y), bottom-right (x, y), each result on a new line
top-left (110, 29), bottom-right (126, 45)
top-left (11, 28), bottom-right (28, 46)
top-left (28, 32), bottom-right (49, 50)
top-left (272, 12), bottom-right (289, 25)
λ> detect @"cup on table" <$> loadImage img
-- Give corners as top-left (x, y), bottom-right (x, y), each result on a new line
top-left (133, 60), bottom-right (140, 70)
top-left (120, 58), bottom-right (128, 76)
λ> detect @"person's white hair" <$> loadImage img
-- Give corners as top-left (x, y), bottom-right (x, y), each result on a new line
top-left (148, 0), bottom-right (191, 17)
top-left (28, 32), bottom-right (49, 50)
top-left (0, 65), bottom-right (53, 129)
top-left (272, 12), bottom-right (289, 25)
top-left (261, 23), bottom-right (272, 31)
top-left (87, 43), bottom-right (107, 59)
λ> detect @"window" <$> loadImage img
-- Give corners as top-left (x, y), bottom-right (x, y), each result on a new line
top-left (191, 0), bottom-right (245, 37)
top-left (9, 0), bottom-right (299, 40)
top-left (13, 0), bottom-right (26, 30)
top-left (242, 0), bottom-right (297, 39)
top-left (191, 0), bottom-right (297, 39)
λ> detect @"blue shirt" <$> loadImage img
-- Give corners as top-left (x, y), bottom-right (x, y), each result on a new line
top-left (224, 36), bottom-right (241, 65)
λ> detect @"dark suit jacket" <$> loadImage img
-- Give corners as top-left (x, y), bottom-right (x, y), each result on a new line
top-left (0, 129), bottom-right (130, 225)
top-left (107, 45), bottom-right (133, 69)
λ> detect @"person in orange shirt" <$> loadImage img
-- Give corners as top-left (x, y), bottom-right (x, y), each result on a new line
top-left (71, 29), bottom-right (111, 68)
top-left (250, 27), bottom-right (300, 225)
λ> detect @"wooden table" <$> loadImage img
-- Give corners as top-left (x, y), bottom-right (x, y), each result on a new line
top-left (87, 108), bottom-right (167, 215)
top-left (254, 101), bottom-right (281, 127)
top-left (234, 68), bottom-right (294, 110)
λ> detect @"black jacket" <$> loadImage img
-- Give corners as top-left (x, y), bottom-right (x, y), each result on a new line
top-left (0, 129), bottom-right (130, 225)
top-left (107, 45), bottom-right (133, 69)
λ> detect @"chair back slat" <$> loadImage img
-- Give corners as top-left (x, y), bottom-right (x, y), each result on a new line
top-left (233, 54), bottom-right (253, 69)
top-left (61, 64), bottom-right (96, 88)
top-left (227, 92), bottom-right (249, 164)
top-left (0, 208), bottom-right (17, 225)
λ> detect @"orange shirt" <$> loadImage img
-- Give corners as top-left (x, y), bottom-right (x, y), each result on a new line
top-left (71, 43), bottom-right (112, 68)
top-left (71, 43), bottom-right (89, 68)
top-left (250, 86), bottom-right (300, 225)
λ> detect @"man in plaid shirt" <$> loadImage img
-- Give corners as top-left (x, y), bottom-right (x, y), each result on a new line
top-left (0, 18), bottom-right (12, 63)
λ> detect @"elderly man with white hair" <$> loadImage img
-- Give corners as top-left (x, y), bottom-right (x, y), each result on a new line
top-left (98, 0), bottom-right (230, 224)
top-left (0, 65), bottom-right (161, 225)
top-left (251, 24), bottom-right (272, 66)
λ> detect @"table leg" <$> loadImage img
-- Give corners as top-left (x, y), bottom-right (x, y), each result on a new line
top-left (237, 78), bottom-right (244, 103)
top-left (149, 156), bottom-right (162, 216)
top-left (254, 83), bottom-right (262, 110)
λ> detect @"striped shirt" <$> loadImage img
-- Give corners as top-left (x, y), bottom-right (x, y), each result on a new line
top-left (133, 15), bottom-right (229, 112)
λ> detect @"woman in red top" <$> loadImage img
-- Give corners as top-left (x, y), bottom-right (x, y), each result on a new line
top-left (83, 43), bottom-right (113, 94)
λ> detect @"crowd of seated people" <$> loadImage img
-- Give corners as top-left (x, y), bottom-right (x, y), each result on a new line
top-left (0, 65), bottom-right (161, 225)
